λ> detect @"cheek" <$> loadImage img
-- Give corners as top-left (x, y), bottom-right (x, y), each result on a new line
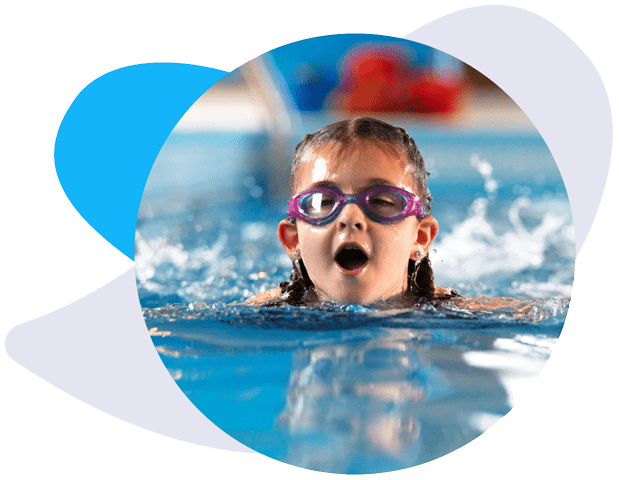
top-left (297, 226), bottom-right (330, 260)
top-left (373, 227), bottom-right (417, 272)
top-left (379, 223), bottom-right (415, 253)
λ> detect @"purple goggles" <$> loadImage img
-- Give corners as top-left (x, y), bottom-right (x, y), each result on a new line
top-left (287, 185), bottom-right (425, 226)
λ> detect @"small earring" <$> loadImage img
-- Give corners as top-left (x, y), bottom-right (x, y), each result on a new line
top-left (294, 249), bottom-right (301, 258)
top-left (415, 250), bottom-right (423, 259)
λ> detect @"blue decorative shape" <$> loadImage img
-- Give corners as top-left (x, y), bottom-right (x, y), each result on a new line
top-left (55, 63), bottom-right (227, 260)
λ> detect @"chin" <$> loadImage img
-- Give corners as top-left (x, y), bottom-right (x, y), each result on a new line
top-left (329, 288), bottom-right (378, 305)
top-left (327, 282), bottom-right (406, 305)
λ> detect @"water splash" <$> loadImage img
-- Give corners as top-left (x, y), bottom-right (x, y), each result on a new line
top-left (470, 153), bottom-right (498, 197)
top-left (432, 154), bottom-right (574, 299)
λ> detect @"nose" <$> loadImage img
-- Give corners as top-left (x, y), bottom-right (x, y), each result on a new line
top-left (337, 203), bottom-right (367, 231)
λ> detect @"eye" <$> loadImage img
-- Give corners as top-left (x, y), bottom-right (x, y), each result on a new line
top-left (367, 193), bottom-right (405, 216)
top-left (370, 196), bottom-right (396, 207)
top-left (300, 193), bottom-right (337, 218)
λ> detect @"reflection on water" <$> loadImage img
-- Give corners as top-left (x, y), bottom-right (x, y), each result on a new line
top-left (145, 303), bottom-right (560, 473)
top-left (279, 331), bottom-right (439, 472)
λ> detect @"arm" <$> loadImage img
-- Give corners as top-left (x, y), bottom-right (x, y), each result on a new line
top-left (240, 287), bottom-right (283, 306)
top-left (448, 295), bottom-right (570, 322)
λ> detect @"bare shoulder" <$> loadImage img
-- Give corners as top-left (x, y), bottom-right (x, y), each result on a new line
top-left (434, 287), bottom-right (526, 312)
top-left (240, 287), bottom-right (283, 306)
top-left (434, 286), bottom-right (459, 299)
top-left (450, 295), bottom-right (523, 311)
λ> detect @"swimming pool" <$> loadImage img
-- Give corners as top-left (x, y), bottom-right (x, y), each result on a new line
top-left (136, 125), bottom-right (574, 473)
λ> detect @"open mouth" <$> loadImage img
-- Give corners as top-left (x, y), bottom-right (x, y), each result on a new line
top-left (335, 245), bottom-right (369, 271)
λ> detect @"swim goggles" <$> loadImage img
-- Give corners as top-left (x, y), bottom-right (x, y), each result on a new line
top-left (287, 185), bottom-right (425, 226)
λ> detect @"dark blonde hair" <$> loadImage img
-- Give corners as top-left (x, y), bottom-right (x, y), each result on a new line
top-left (274, 117), bottom-right (441, 307)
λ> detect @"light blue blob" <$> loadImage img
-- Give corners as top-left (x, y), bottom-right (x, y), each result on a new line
top-left (54, 63), bottom-right (227, 260)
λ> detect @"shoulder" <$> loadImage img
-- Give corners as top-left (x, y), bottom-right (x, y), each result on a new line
top-left (433, 286), bottom-right (459, 299)
top-left (450, 295), bottom-right (522, 311)
top-left (241, 287), bottom-right (283, 306)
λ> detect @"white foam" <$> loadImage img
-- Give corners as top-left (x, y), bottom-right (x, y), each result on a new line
top-left (432, 154), bottom-right (574, 287)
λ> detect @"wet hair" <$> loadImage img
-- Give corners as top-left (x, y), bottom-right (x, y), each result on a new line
top-left (273, 117), bottom-right (443, 307)
top-left (290, 117), bottom-right (432, 216)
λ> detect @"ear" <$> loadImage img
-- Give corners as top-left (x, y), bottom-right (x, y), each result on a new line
top-left (410, 215), bottom-right (439, 259)
top-left (278, 219), bottom-right (299, 258)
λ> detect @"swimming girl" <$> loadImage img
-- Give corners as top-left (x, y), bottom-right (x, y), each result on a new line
top-left (244, 117), bottom-right (460, 307)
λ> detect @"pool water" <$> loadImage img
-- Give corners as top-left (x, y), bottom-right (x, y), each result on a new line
top-left (143, 302), bottom-right (566, 473)
top-left (136, 128), bottom-right (574, 473)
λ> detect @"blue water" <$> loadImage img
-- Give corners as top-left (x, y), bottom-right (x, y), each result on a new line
top-left (136, 128), bottom-right (574, 473)
top-left (144, 302), bottom-right (566, 473)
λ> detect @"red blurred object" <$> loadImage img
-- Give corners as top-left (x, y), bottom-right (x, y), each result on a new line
top-left (332, 47), bottom-right (464, 115)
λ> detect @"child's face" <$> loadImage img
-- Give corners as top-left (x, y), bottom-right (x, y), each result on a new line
top-left (279, 140), bottom-right (438, 305)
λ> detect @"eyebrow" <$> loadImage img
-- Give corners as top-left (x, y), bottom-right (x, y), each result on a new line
top-left (308, 178), bottom-right (396, 190)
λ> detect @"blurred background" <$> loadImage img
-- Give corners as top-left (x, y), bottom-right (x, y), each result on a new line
top-left (137, 35), bottom-right (574, 306)
top-left (142, 35), bottom-right (543, 207)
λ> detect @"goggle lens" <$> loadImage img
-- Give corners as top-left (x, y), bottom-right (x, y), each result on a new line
top-left (299, 192), bottom-right (338, 219)
top-left (366, 191), bottom-right (407, 218)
